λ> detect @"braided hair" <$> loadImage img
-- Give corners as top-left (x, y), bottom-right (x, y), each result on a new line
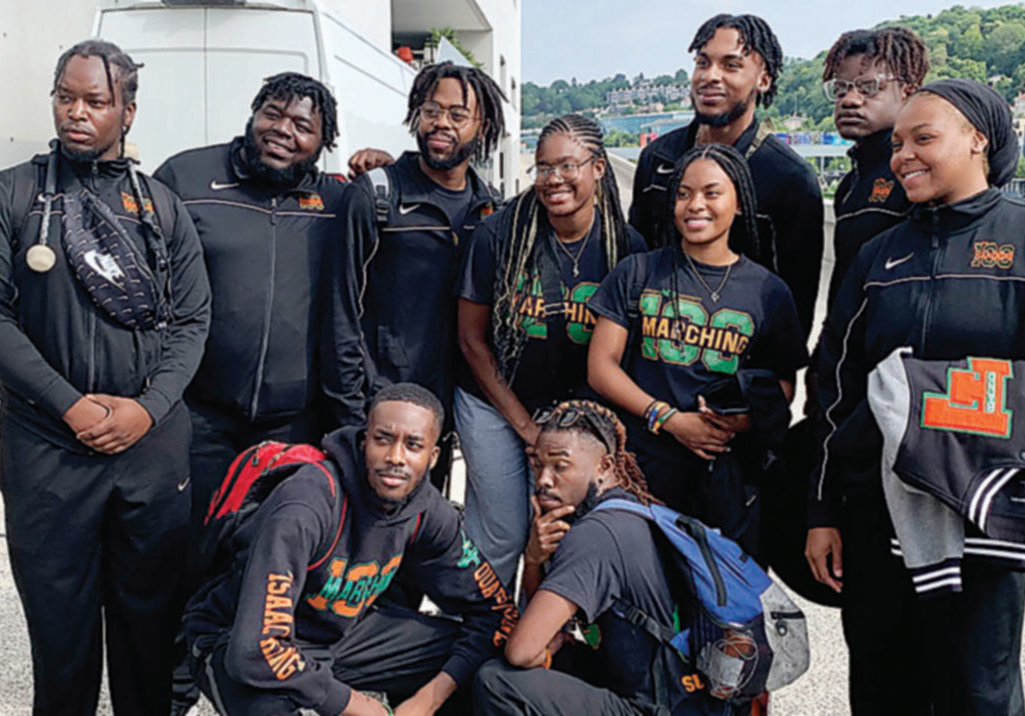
top-left (539, 400), bottom-right (659, 506)
top-left (53, 39), bottom-right (142, 108)
top-left (251, 72), bottom-right (339, 152)
top-left (654, 144), bottom-right (761, 263)
top-left (369, 382), bottom-right (445, 436)
top-left (491, 114), bottom-right (632, 382)
top-left (823, 26), bottom-right (930, 87)
top-left (689, 14), bottom-right (783, 108)
top-left (404, 61), bottom-right (505, 164)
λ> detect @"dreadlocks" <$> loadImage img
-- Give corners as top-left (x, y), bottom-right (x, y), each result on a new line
top-left (689, 14), bottom-right (783, 108)
top-left (822, 26), bottom-right (930, 88)
top-left (251, 72), bottom-right (339, 152)
top-left (655, 144), bottom-right (761, 263)
top-left (404, 61), bottom-right (505, 163)
top-left (490, 114), bottom-right (632, 382)
top-left (370, 382), bottom-right (445, 436)
top-left (539, 400), bottom-right (659, 507)
top-left (53, 39), bottom-right (142, 108)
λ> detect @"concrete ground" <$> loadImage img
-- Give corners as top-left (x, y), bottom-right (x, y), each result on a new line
top-left (0, 155), bottom-right (1019, 715)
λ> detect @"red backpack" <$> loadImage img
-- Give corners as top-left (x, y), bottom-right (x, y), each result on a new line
top-left (200, 441), bottom-right (349, 579)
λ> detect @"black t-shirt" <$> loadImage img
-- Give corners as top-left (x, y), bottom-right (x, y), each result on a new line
top-left (590, 245), bottom-right (806, 412)
top-left (456, 210), bottom-right (646, 413)
top-left (541, 489), bottom-right (727, 714)
top-left (431, 182), bottom-right (474, 235)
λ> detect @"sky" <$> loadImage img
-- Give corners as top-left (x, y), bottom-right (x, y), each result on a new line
top-left (522, 0), bottom-right (1018, 85)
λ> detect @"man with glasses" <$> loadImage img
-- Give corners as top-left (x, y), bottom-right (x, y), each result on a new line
top-left (805, 26), bottom-right (930, 716)
top-left (630, 13), bottom-right (823, 338)
top-left (322, 61), bottom-right (505, 489)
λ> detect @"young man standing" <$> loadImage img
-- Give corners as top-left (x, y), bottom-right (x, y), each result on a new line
top-left (0, 40), bottom-right (210, 715)
top-left (805, 27), bottom-right (932, 716)
top-left (322, 61), bottom-right (505, 485)
top-left (474, 401), bottom-right (729, 715)
top-left (630, 13), bottom-right (823, 336)
top-left (185, 383), bottom-right (517, 715)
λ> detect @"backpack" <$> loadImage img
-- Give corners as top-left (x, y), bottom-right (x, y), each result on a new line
top-left (200, 441), bottom-right (348, 580)
top-left (593, 498), bottom-right (809, 705)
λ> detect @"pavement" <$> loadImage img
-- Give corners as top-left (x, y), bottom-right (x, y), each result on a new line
top-left (0, 156), bottom-right (1019, 715)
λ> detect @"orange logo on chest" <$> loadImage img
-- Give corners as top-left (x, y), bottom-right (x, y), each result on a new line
top-left (868, 178), bottom-right (894, 204)
top-left (298, 193), bottom-right (324, 211)
top-left (121, 192), bottom-right (153, 215)
top-left (971, 241), bottom-right (1015, 269)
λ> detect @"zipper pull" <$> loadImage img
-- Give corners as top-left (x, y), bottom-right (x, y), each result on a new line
top-left (271, 197), bottom-right (278, 225)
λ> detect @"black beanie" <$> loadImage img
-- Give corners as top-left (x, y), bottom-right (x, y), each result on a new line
top-left (918, 78), bottom-right (1019, 188)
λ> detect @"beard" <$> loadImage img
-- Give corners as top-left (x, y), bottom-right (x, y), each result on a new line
top-left (242, 118), bottom-right (319, 187)
top-left (417, 129), bottom-right (479, 171)
top-left (693, 90), bottom-right (757, 128)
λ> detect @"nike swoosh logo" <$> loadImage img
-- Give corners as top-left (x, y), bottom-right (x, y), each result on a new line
top-left (210, 180), bottom-right (239, 191)
top-left (655, 164), bottom-right (675, 174)
top-left (177, 477), bottom-right (191, 492)
top-left (884, 253), bottom-right (914, 270)
top-left (398, 204), bottom-right (421, 215)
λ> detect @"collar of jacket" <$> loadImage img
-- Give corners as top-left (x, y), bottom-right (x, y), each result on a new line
top-left (32, 142), bottom-right (135, 180)
top-left (650, 117), bottom-right (760, 164)
top-left (390, 150), bottom-right (500, 206)
top-left (910, 187), bottom-right (1003, 233)
top-left (848, 129), bottom-right (893, 174)
top-left (227, 135), bottom-right (320, 194)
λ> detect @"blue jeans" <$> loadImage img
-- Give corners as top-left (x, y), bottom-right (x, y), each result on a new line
top-left (454, 387), bottom-right (532, 588)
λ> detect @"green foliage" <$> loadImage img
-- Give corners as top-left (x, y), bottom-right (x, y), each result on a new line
top-left (604, 129), bottom-right (640, 147)
top-left (521, 68), bottom-right (689, 118)
top-left (1017, 156), bottom-right (1025, 178)
top-left (426, 27), bottom-right (482, 68)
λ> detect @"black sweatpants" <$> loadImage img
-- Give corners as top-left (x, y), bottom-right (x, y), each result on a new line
top-left (473, 660), bottom-right (647, 716)
top-left (0, 405), bottom-right (191, 716)
top-left (841, 495), bottom-right (1025, 716)
top-left (196, 605), bottom-right (472, 715)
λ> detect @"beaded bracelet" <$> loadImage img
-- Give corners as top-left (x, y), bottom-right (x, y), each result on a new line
top-left (645, 401), bottom-right (670, 432)
top-left (653, 407), bottom-right (679, 433)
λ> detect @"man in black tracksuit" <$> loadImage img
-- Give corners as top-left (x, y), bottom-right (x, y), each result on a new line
top-left (322, 62), bottom-right (505, 487)
top-left (0, 42), bottom-right (210, 715)
top-left (154, 73), bottom-right (347, 575)
top-left (630, 14), bottom-right (823, 336)
top-left (185, 383), bottom-right (517, 715)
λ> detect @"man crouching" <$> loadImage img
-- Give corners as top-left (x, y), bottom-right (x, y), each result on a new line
top-left (474, 400), bottom-right (730, 715)
top-left (185, 383), bottom-right (517, 715)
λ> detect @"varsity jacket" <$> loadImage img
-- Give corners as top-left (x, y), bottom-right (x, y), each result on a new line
top-left (154, 138), bottom-right (347, 421)
top-left (812, 188), bottom-right (1025, 531)
top-left (321, 152), bottom-right (501, 426)
top-left (868, 347), bottom-right (1025, 596)
top-left (828, 129), bottom-right (912, 310)
top-left (0, 148), bottom-right (211, 450)
top-left (184, 426), bottom-right (517, 715)
top-left (630, 119), bottom-right (824, 336)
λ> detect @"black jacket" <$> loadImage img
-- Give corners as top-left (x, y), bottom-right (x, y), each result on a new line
top-left (0, 149), bottom-right (210, 449)
top-left (828, 129), bottom-right (912, 310)
top-left (321, 152), bottom-right (500, 426)
top-left (155, 138), bottom-right (347, 421)
top-left (811, 188), bottom-right (1025, 527)
top-left (630, 119), bottom-right (824, 336)
top-left (184, 426), bottom-right (516, 715)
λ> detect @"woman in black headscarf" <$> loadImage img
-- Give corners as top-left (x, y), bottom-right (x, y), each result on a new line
top-left (807, 78), bottom-right (1025, 716)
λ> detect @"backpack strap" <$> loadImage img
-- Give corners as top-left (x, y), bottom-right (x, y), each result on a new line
top-left (744, 117), bottom-right (776, 160)
top-left (367, 166), bottom-right (392, 225)
top-left (308, 446), bottom-right (358, 571)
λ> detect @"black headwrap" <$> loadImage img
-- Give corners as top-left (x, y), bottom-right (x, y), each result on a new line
top-left (918, 78), bottom-right (1018, 188)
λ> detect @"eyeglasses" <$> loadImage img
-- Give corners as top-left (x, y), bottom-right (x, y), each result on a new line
top-left (823, 75), bottom-right (902, 102)
top-left (534, 405), bottom-right (615, 454)
top-left (528, 156), bottom-right (598, 182)
top-left (419, 101), bottom-right (476, 128)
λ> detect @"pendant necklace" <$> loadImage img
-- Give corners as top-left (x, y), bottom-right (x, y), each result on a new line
top-left (683, 250), bottom-right (735, 302)
top-left (555, 226), bottom-right (592, 278)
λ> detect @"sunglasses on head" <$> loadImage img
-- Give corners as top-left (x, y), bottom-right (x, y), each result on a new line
top-left (534, 405), bottom-right (615, 455)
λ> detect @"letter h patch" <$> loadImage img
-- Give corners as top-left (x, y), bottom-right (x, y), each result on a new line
top-left (921, 357), bottom-right (1013, 438)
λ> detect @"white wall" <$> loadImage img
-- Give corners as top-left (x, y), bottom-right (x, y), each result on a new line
top-left (0, 0), bottom-right (97, 166)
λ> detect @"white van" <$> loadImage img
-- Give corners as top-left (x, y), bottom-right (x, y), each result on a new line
top-left (94, 0), bottom-right (417, 172)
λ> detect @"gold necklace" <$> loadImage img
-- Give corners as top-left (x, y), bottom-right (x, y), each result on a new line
top-left (683, 250), bottom-right (735, 302)
top-left (554, 228), bottom-right (592, 278)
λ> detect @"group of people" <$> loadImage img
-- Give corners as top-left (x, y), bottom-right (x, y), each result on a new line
top-left (0, 9), bottom-right (1023, 716)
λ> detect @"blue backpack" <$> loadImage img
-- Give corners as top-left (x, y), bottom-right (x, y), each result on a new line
top-left (594, 499), bottom-right (809, 705)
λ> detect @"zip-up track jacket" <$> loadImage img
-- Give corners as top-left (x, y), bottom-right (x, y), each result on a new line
top-left (0, 150), bottom-right (210, 448)
top-left (155, 138), bottom-right (347, 421)
top-left (630, 119), bottom-right (824, 336)
top-left (812, 189), bottom-right (1025, 529)
top-left (321, 152), bottom-right (500, 426)
top-left (184, 426), bottom-right (517, 715)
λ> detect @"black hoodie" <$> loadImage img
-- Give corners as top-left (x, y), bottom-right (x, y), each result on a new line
top-left (184, 425), bottom-right (517, 715)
